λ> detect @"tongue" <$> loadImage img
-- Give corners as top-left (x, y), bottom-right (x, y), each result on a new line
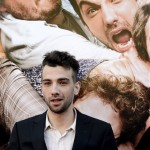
top-left (113, 30), bottom-right (131, 44)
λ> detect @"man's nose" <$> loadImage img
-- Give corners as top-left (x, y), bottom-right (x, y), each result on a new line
top-left (51, 84), bottom-right (60, 95)
top-left (102, 4), bottom-right (118, 28)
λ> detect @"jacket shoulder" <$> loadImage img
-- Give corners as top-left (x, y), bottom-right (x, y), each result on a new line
top-left (77, 109), bottom-right (110, 127)
top-left (15, 111), bottom-right (47, 126)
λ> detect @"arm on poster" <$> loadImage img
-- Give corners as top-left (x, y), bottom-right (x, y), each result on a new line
top-left (123, 47), bottom-right (150, 88)
top-left (0, 44), bottom-right (10, 150)
top-left (0, 0), bottom-right (120, 69)
top-left (87, 46), bottom-right (150, 88)
top-left (0, 38), bottom-right (47, 131)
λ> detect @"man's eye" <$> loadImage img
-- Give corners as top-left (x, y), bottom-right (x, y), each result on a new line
top-left (111, 0), bottom-right (121, 4)
top-left (87, 8), bottom-right (97, 15)
top-left (59, 81), bottom-right (68, 85)
top-left (43, 82), bottom-right (51, 86)
top-left (60, 82), bottom-right (67, 85)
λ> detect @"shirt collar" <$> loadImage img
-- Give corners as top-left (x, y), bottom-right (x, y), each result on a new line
top-left (45, 108), bottom-right (77, 131)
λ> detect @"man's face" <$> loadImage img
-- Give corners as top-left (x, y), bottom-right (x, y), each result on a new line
top-left (145, 17), bottom-right (150, 59)
top-left (41, 65), bottom-right (80, 113)
top-left (76, 0), bottom-right (138, 52)
top-left (3, 0), bottom-right (61, 20)
top-left (74, 93), bottom-right (122, 139)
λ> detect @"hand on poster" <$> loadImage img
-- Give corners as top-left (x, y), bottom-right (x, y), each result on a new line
top-left (123, 46), bottom-right (150, 87)
top-left (89, 57), bottom-right (135, 81)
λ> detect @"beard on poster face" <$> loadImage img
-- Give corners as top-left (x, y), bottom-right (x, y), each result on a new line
top-left (3, 0), bottom-right (62, 20)
top-left (42, 2), bottom-right (62, 21)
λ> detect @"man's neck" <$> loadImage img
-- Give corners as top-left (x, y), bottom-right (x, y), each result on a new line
top-left (48, 107), bottom-right (75, 134)
top-left (47, 11), bottom-right (65, 26)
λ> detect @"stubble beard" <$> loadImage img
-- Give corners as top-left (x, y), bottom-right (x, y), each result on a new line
top-left (6, 1), bottom-right (62, 21)
top-left (42, 1), bottom-right (62, 22)
top-left (47, 98), bottom-right (73, 114)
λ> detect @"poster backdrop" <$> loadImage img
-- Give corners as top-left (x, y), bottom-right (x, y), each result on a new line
top-left (0, 0), bottom-right (150, 149)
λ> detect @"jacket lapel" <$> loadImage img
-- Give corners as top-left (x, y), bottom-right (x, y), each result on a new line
top-left (31, 111), bottom-right (47, 150)
top-left (72, 110), bottom-right (92, 150)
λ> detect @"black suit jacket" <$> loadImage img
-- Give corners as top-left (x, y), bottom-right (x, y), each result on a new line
top-left (7, 110), bottom-right (118, 150)
top-left (136, 127), bottom-right (150, 150)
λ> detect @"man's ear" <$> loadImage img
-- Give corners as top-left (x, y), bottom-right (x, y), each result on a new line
top-left (0, 4), bottom-right (7, 12)
top-left (74, 81), bottom-right (81, 96)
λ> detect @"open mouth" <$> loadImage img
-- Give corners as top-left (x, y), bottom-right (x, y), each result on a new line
top-left (51, 98), bottom-right (62, 106)
top-left (112, 29), bottom-right (133, 52)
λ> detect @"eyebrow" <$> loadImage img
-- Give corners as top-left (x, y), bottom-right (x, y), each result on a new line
top-left (42, 78), bottom-right (70, 82)
top-left (58, 78), bottom-right (70, 82)
top-left (79, 1), bottom-right (97, 9)
top-left (42, 79), bottom-right (50, 82)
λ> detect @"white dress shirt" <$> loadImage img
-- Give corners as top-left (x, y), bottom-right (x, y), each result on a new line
top-left (44, 110), bottom-right (77, 150)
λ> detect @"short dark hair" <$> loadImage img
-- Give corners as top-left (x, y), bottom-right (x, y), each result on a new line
top-left (133, 4), bottom-right (150, 61)
top-left (42, 51), bottom-right (79, 81)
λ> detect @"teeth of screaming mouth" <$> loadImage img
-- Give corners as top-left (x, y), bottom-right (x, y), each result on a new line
top-left (117, 38), bottom-right (133, 49)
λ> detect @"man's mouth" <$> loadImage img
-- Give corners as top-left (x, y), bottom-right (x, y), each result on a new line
top-left (113, 30), bottom-right (131, 43)
top-left (112, 29), bottom-right (133, 52)
top-left (50, 98), bottom-right (63, 106)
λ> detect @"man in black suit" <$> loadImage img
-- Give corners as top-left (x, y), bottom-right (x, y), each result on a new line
top-left (7, 51), bottom-right (117, 150)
